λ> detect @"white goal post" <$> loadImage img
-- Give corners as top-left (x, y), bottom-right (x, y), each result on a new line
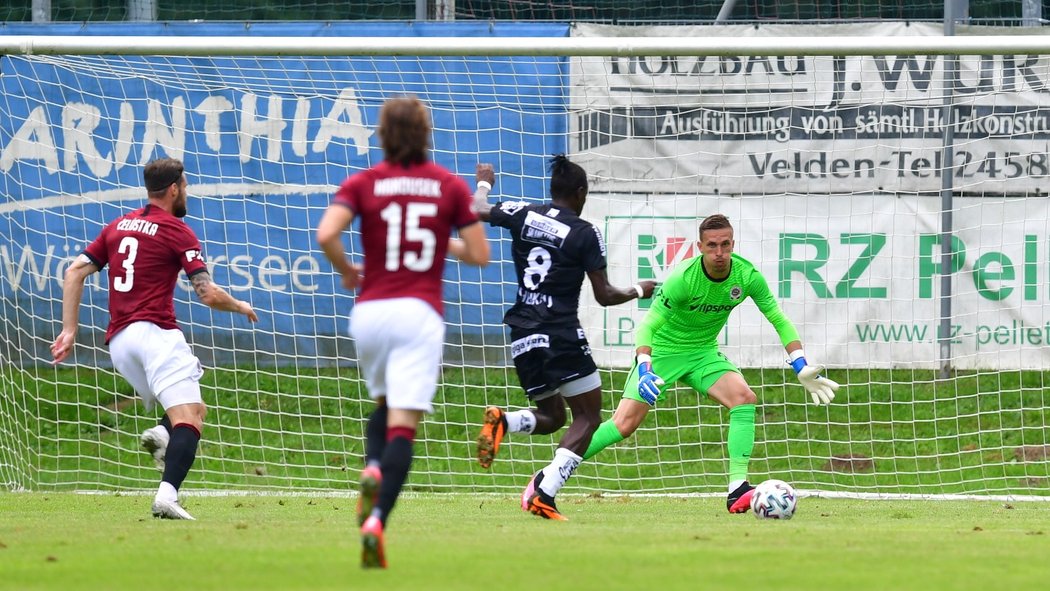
top-left (6, 32), bottom-right (1050, 56)
top-left (1, 24), bottom-right (1048, 500)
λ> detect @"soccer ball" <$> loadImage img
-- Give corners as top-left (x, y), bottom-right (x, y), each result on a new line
top-left (750, 479), bottom-right (797, 520)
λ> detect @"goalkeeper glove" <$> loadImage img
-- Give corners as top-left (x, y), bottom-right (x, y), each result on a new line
top-left (636, 354), bottom-right (664, 406)
top-left (788, 351), bottom-right (839, 405)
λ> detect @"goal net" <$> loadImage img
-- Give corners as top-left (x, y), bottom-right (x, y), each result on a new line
top-left (1, 22), bottom-right (1048, 499)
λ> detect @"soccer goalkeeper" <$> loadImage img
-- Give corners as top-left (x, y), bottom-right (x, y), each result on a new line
top-left (581, 214), bottom-right (839, 513)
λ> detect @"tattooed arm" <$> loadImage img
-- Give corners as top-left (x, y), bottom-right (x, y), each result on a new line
top-left (190, 271), bottom-right (258, 322)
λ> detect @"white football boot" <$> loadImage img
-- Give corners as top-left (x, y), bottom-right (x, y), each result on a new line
top-left (151, 498), bottom-right (195, 520)
top-left (140, 425), bottom-right (169, 471)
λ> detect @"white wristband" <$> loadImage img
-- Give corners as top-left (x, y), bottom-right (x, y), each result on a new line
top-left (633, 284), bottom-right (644, 298)
top-left (636, 353), bottom-right (652, 365)
top-left (477, 180), bottom-right (492, 191)
top-left (788, 349), bottom-right (806, 362)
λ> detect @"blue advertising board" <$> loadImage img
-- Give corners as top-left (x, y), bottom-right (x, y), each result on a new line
top-left (0, 22), bottom-right (569, 365)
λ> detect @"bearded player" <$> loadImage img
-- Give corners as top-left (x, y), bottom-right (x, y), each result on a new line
top-left (52, 157), bottom-right (258, 520)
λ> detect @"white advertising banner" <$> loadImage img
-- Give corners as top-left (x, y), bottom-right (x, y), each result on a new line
top-left (580, 195), bottom-right (1050, 370)
top-left (571, 22), bottom-right (1050, 195)
top-left (572, 23), bottom-right (1050, 370)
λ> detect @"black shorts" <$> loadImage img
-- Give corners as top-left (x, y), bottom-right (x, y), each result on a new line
top-left (508, 324), bottom-right (598, 400)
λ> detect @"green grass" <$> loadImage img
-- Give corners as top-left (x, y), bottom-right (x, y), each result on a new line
top-left (1, 492), bottom-right (1049, 591)
top-left (3, 366), bottom-right (1050, 496)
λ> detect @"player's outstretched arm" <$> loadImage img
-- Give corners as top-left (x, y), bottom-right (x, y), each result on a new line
top-left (450, 163), bottom-right (496, 262)
top-left (190, 272), bottom-right (258, 322)
top-left (786, 343), bottom-right (839, 405)
top-left (586, 269), bottom-right (656, 307)
top-left (51, 256), bottom-right (99, 364)
top-left (471, 163), bottom-right (495, 221)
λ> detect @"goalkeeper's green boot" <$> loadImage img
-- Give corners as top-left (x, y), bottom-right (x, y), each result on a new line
top-left (727, 481), bottom-right (755, 514)
top-left (356, 465), bottom-right (382, 527)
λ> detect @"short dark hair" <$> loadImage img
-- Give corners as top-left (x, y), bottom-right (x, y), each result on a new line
top-left (379, 96), bottom-right (431, 166)
top-left (548, 154), bottom-right (587, 200)
top-left (699, 214), bottom-right (733, 238)
top-left (144, 158), bottom-right (184, 194)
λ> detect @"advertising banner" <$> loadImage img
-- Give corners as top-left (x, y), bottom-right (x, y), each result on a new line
top-left (571, 22), bottom-right (1050, 195)
top-left (582, 194), bottom-right (1050, 370)
top-left (572, 23), bottom-right (1050, 369)
top-left (0, 22), bottom-right (569, 365)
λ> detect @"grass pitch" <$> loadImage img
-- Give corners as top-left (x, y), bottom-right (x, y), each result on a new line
top-left (11, 366), bottom-right (1050, 495)
top-left (2, 492), bottom-right (1048, 591)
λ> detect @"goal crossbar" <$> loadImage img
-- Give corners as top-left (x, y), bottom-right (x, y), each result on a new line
top-left (3, 34), bottom-right (1050, 57)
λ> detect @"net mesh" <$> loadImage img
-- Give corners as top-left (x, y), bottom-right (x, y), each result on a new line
top-left (1, 29), bottom-right (1048, 497)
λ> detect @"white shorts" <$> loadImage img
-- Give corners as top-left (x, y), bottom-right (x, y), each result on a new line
top-left (109, 321), bottom-right (204, 411)
top-left (534, 371), bottom-right (602, 402)
top-left (350, 298), bottom-right (444, 413)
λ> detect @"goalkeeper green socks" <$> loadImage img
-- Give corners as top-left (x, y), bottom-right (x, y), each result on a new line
top-left (580, 404), bottom-right (756, 472)
top-left (727, 404), bottom-right (756, 483)
top-left (582, 419), bottom-right (624, 460)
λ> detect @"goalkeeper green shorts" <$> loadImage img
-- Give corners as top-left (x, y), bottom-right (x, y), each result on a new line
top-left (621, 349), bottom-right (741, 405)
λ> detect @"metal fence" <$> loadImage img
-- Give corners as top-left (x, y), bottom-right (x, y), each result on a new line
top-left (5, 1), bottom-right (1047, 25)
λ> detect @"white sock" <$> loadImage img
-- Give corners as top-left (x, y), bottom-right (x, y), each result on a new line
top-left (156, 481), bottom-right (178, 503)
top-left (505, 410), bottom-right (536, 434)
top-left (728, 479), bottom-right (746, 494)
top-left (538, 448), bottom-right (582, 498)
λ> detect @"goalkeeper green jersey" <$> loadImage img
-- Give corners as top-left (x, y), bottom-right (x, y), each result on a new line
top-left (638, 253), bottom-right (799, 353)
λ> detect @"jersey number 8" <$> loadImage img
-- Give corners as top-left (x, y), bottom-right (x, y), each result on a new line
top-left (523, 246), bottom-right (552, 290)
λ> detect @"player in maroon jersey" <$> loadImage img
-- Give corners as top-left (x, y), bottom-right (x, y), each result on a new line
top-left (51, 158), bottom-right (258, 520)
top-left (317, 96), bottom-right (489, 568)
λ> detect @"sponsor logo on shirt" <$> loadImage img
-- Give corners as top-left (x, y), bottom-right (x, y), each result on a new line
top-left (521, 211), bottom-right (570, 248)
top-left (592, 225), bottom-right (607, 257)
top-left (688, 297), bottom-right (736, 313)
top-left (498, 200), bottom-right (528, 215)
top-left (510, 333), bottom-right (550, 358)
